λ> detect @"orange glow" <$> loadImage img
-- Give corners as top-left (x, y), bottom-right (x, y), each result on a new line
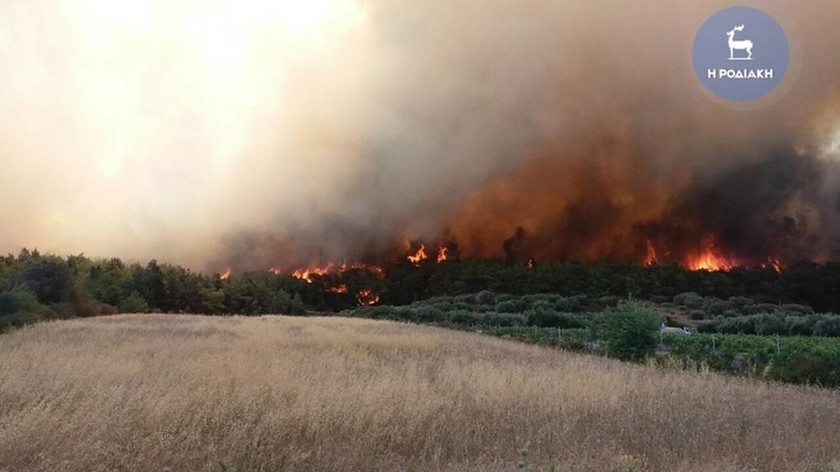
top-left (327, 284), bottom-right (349, 294)
top-left (356, 289), bottom-right (379, 306)
top-left (644, 239), bottom-right (657, 266)
top-left (291, 263), bottom-right (334, 283)
top-left (290, 261), bottom-right (385, 283)
top-left (268, 266), bottom-right (282, 275)
top-left (762, 258), bottom-right (784, 273)
top-left (436, 246), bottom-right (448, 263)
top-left (219, 267), bottom-right (232, 280)
top-left (527, 258), bottom-right (535, 269)
top-left (686, 237), bottom-right (735, 271)
top-left (407, 244), bottom-right (427, 266)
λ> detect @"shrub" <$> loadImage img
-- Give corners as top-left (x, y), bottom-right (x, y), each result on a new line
top-left (689, 310), bottom-right (706, 320)
top-left (448, 310), bottom-right (477, 325)
top-left (410, 306), bottom-right (444, 323)
top-left (482, 312), bottom-right (526, 327)
top-left (526, 309), bottom-right (560, 327)
top-left (722, 309), bottom-right (742, 318)
top-left (782, 304), bottom-right (814, 315)
top-left (754, 313), bottom-right (786, 335)
top-left (598, 296), bottom-right (619, 308)
top-left (118, 291), bottom-right (152, 314)
top-left (728, 296), bottom-right (754, 308)
top-left (476, 290), bottom-right (496, 306)
top-left (599, 303), bottom-right (660, 362)
top-left (814, 317), bottom-right (840, 337)
top-left (0, 289), bottom-right (43, 315)
top-left (703, 298), bottom-right (736, 317)
top-left (531, 299), bottom-right (555, 313)
top-left (748, 303), bottom-right (781, 315)
top-left (674, 292), bottom-right (704, 309)
top-left (496, 299), bottom-right (528, 313)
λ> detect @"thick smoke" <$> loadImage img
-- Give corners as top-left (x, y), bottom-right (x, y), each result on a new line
top-left (1, 0), bottom-right (839, 271)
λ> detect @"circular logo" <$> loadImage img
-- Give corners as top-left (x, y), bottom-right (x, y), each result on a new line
top-left (692, 6), bottom-right (789, 101)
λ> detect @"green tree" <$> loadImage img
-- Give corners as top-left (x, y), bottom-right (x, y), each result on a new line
top-left (118, 291), bottom-right (150, 313)
top-left (600, 303), bottom-right (660, 362)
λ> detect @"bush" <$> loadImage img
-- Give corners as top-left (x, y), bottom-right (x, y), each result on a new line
top-left (448, 310), bottom-right (477, 325)
top-left (674, 292), bottom-right (704, 309)
top-left (782, 303), bottom-right (814, 315)
top-left (747, 303), bottom-right (781, 315)
top-left (598, 296), bottom-right (619, 308)
top-left (118, 291), bottom-right (151, 313)
top-left (482, 312), bottom-right (526, 327)
top-left (555, 296), bottom-right (581, 312)
top-left (728, 296), bottom-right (754, 308)
top-left (814, 317), bottom-right (840, 337)
top-left (599, 303), bottom-right (660, 362)
top-left (410, 306), bottom-right (444, 323)
top-left (754, 313), bottom-right (786, 335)
top-left (476, 290), bottom-right (496, 306)
top-left (496, 299), bottom-right (528, 313)
top-left (689, 310), bottom-right (706, 320)
top-left (0, 289), bottom-right (44, 315)
top-left (703, 298), bottom-right (736, 317)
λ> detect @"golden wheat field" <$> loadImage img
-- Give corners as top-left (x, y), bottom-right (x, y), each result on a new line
top-left (1, 315), bottom-right (839, 472)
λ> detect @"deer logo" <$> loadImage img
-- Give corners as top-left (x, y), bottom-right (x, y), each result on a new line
top-left (726, 25), bottom-right (753, 60)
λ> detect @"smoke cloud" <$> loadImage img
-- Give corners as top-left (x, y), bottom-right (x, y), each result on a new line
top-left (1, 0), bottom-right (839, 271)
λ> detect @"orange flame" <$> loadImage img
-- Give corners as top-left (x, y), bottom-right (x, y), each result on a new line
top-left (408, 244), bottom-right (427, 266)
top-left (219, 268), bottom-right (232, 281)
top-left (356, 289), bottom-right (380, 306)
top-left (327, 284), bottom-right (349, 294)
top-left (290, 262), bottom-right (385, 283)
top-left (527, 258), bottom-right (535, 269)
top-left (687, 237), bottom-right (735, 271)
top-left (437, 246), bottom-right (448, 263)
top-left (762, 258), bottom-right (784, 273)
top-left (291, 263), bottom-right (334, 283)
top-left (268, 266), bottom-right (282, 275)
top-left (644, 239), bottom-right (657, 267)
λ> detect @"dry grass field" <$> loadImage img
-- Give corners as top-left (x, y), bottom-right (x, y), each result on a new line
top-left (1, 315), bottom-right (839, 472)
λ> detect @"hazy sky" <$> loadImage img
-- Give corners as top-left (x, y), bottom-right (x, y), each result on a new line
top-left (1, 0), bottom-right (839, 271)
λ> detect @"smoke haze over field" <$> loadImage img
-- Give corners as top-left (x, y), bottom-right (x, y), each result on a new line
top-left (1, 0), bottom-right (840, 271)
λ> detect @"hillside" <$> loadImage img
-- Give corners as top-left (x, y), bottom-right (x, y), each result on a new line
top-left (1, 315), bottom-right (839, 471)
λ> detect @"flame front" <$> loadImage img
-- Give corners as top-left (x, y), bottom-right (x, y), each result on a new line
top-left (290, 261), bottom-right (385, 283)
top-left (291, 263), bottom-right (334, 283)
top-left (644, 239), bottom-right (657, 266)
top-left (762, 258), bottom-right (784, 273)
top-left (436, 246), bottom-right (448, 263)
top-left (356, 289), bottom-right (379, 306)
top-left (687, 237), bottom-right (735, 271)
top-left (327, 284), bottom-right (349, 294)
top-left (408, 244), bottom-right (427, 266)
top-left (219, 268), bottom-right (232, 280)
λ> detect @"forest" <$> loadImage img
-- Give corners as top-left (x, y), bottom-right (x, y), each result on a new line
top-left (3, 248), bottom-right (840, 330)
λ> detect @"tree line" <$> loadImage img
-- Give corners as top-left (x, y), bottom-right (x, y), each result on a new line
top-left (4, 248), bottom-right (840, 331)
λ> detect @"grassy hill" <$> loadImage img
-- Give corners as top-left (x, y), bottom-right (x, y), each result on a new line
top-left (1, 315), bottom-right (839, 471)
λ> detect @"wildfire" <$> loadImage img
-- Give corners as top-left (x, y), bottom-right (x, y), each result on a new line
top-left (356, 289), bottom-right (379, 306)
top-left (268, 266), bottom-right (282, 275)
top-left (291, 263), bottom-right (334, 283)
top-left (762, 258), bottom-right (784, 273)
top-left (327, 284), bottom-right (349, 294)
top-left (408, 244), bottom-right (428, 266)
top-left (644, 239), bottom-right (658, 266)
top-left (437, 246), bottom-right (448, 263)
top-left (219, 268), bottom-right (232, 281)
top-left (290, 262), bottom-right (385, 283)
top-left (527, 258), bottom-right (535, 269)
top-left (687, 237), bottom-right (735, 271)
